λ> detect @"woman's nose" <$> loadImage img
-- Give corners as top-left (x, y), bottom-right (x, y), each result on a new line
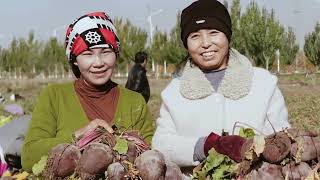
top-left (92, 55), bottom-right (104, 67)
top-left (201, 34), bottom-right (211, 48)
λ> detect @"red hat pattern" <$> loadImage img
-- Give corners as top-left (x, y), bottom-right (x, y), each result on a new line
top-left (65, 12), bottom-right (120, 61)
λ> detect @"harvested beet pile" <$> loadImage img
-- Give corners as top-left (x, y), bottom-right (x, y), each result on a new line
top-left (37, 126), bottom-right (183, 180)
top-left (193, 128), bottom-right (320, 180)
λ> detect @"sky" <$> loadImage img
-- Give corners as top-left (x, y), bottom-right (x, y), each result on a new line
top-left (0, 0), bottom-right (319, 49)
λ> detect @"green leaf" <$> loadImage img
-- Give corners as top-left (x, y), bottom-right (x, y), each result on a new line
top-left (113, 137), bottom-right (128, 154)
top-left (32, 155), bottom-right (48, 176)
top-left (280, 158), bottom-right (290, 166)
top-left (212, 164), bottom-right (228, 179)
top-left (239, 127), bottom-right (255, 138)
top-left (204, 149), bottom-right (225, 171)
top-left (0, 115), bottom-right (13, 127)
top-left (193, 149), bottom-right (237, 179)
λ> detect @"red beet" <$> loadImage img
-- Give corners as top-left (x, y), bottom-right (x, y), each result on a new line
top-left (165, 161), bottom-right (183, 180)
top-left (75, 143), bottom-right (114, 180)
top-left (291, 136), bottom-right (320, 162)
top-left (44, 143), bottom-right (81, 179)
top-left (246, 162), bottom-right (283, 180)
top-left (134, 150), bottom-right (166, 180)
top-left (282, 162), bottom-right (311, 180)
top-left (106, 162), bottom-right (127, 180)
top-left (262, 134), bottom-right (291, 163)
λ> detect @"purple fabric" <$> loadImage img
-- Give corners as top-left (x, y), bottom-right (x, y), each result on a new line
top-left (204, 68), bottom-right (226, 91)
top-left (4, 104), bottom-right (24, 115)
top-left (193, 137), bottom-right (207, 162)
top-left (0, 146), bottom-right (8, 176)
top-left (0, 161), bottom-right (7, 176)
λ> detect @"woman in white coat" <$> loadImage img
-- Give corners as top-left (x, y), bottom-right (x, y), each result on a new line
top-left (152, 0), bottom-right (290, 169)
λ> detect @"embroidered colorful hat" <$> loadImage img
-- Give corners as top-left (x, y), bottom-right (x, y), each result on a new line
top-left (65, 12), bottom-right (120, 61)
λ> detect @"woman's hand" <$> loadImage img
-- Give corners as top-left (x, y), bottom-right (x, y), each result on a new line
top-left (74, 119), bottom-right (114, 139)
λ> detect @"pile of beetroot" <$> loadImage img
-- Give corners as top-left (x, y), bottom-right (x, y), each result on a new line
top-left (41, 126), bottom-right (183, 180)
top-left (38, 126), bottom-right (320, 179)
top-left (239, 128), bottom-right (320, 179)
top-left (193, 128), bottom-right (320, 179)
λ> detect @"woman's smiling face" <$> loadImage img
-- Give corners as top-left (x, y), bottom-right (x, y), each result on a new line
top-left (187, 29), bottom-right (229, 71)
top-left (75, 47), bottom-right (116, 86)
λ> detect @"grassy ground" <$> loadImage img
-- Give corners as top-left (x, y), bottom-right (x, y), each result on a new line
top-left (280, 74), bottom-right (320, 130)
top-left (0, 73), bottom-right (319, 131)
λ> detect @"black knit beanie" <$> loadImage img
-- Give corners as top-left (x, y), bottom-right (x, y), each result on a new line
top-left (180, 0), bottom-right (232, 48)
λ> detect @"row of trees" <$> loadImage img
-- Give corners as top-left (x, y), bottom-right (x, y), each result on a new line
top-left (0, 0), bottom-right (319, 78)
top-left (304, 23), bottom-right (320, 69)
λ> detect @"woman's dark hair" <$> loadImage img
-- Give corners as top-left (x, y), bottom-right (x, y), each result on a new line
top-left (69, 55), bottom-right (81, 78)
top-left (134, 51), bottom-right (148, 64)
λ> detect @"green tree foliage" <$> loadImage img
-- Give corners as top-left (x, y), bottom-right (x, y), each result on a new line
top-left (0, 39), bottom-right (18, 72)
top-left (0, 3), bottom-right (302, 76)
top-left (231, 1), bottom-right (298, 68)
top-left (39, 37), bottom-right (66, 75)
top-left (162, 13), bottom-right (187, 64)
top-left (0, 31), bottom-right (41, 75)
top-left (230, 0), bottom-right (242, 51)
top-left (280, 27), bottom-right (299, 65)
top-left (239, 3), bottom-right (283, 67)
top-left (304, 23), bottom-right (320, 68)
top-left (150, 29), bottom-right (168, 64)
top-left (114, 18), bottom-right (148, 68)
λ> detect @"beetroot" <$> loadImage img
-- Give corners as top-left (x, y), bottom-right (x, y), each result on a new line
top-left (194, 128), bottom-right (320, 179)
top-left (164, 161), bottom-right (183, 180)
top-left (247, 162), bottom-right (284, 180)
top-left (43, 143), bottom-right (81, 179)
top-left (284, 128), bottom-right (318, 138)
top-left (75, 143), bottom-right (114, 179)
top-left (262, 134), bottom-right (291, 163)
top-left (281, 162), bottom-right (311, 179)
top-left (134, 150), bottom-right (166, 180)
top-left (291, 136), bottom-right (320, 162)
top-left (40, 128), bottom-right (182, 180)
top-left (106, 162), bottom-right (126, 180)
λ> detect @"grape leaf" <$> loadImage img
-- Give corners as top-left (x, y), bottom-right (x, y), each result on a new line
top-left (212, 163), bottom-right (237, 180)
top-left (205, 148), bottom-right (225, 170)
top-left (193, 149), bottom-right (237, 179)
top-left (113, 137), bottom-right (128, 154)
top-left (12, 171), bottom-right (29, 180)
top-left (239, 127), bottom-right (255, 138)
top-left (32, 155), bottom-right (47, 176)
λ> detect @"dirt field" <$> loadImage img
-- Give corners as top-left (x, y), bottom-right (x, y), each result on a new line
top-left (0, 73), bottom-right (319, 131)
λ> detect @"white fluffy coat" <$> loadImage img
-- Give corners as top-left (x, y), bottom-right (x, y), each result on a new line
top-left (152, 49), bottom-right (290, 167)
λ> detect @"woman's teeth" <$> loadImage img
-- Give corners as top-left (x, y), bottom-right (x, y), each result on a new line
top-left (202, 51), bottom-right (215, 60)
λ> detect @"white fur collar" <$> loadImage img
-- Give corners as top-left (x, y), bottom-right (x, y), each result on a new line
top-left (180, 49), bottom-right (253, 100)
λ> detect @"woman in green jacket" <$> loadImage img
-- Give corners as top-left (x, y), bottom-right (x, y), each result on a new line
top-left (21, 12), bottom-right (155, 171)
